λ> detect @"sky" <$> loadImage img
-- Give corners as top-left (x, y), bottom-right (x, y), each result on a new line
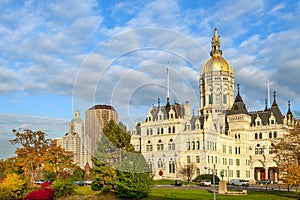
top-left (0, 0), bottom-right (300, 158)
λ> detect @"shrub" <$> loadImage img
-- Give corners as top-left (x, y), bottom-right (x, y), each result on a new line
top-left (193, 174), bottom-right (220, 184)
top-left (24, 188), bottom-right (54, 200)
top-left (51, 178), bottom-right (77, 198)
top-left (0, 173), bottom-right (25, 199)
top-left (91, 180), bottom-right (103, 191)
top-left (115, 171), bottom-right (153, 199)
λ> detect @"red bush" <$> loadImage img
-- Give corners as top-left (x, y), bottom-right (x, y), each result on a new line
top-left (25, 188), bottom-right (54, 200)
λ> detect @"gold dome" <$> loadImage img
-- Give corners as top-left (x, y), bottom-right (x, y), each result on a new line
top-left (201, 28), bottom-right (233, 75)
top-left (202, 55), bottom-right (233, 74)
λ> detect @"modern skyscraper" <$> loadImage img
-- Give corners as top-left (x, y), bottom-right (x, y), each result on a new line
top-left (63, 111), bottom-right (89, 169)
top-left (85, 105), bottom-right (118, 160)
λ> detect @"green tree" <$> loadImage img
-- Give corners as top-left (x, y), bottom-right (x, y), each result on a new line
top-left (91, 157), bottom-right (117, 191)
top-left (115, 153), bottom-right (153, 199)
top-left (92, 120), bottom-right (153, 199)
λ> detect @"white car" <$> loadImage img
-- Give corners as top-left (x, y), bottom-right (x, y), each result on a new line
top-left (199, 179), bottom-right (212, 186)
top-left (84, 180), bottom-right (93, 185)
top-left (230, 179), bottom-right (249, 186)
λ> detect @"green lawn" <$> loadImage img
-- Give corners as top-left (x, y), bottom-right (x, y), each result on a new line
top-left (145, 188), bottom-right (299, 200)
top-left (71, 185), bottom-right (299, 200)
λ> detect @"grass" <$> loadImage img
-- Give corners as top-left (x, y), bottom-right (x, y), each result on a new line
top-left (145, 188), bottom-right (299, 200)
top-left (58, 185), bottom-right (299, 200)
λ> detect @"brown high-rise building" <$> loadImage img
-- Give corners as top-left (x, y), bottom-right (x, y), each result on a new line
top-left (85, 105), bottom-right (118, 158)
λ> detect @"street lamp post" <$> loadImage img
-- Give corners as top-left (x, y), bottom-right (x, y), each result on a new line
top-left (213, 164), bottom-right (216, 200)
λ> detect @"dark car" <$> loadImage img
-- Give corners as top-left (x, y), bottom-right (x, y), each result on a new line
top-left (257, 179), bottom-right (271, 184)
top-left (175, 180), bottom-right (182, 186)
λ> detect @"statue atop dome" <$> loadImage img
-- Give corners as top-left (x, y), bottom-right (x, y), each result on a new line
top-left (210, 28), bottom-right (222, 57)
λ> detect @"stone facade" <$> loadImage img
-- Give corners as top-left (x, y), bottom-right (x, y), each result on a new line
top-left (130, 29), bottom-right (295, 183)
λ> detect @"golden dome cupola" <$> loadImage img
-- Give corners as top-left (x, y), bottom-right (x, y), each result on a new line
top-left (201, 28), bottom-right (233, 74)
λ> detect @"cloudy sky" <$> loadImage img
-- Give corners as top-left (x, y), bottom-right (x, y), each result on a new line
top-left (0, 0), bottom-right (300, 158)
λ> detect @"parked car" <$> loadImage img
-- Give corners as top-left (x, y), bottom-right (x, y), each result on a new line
top-left (174, 180), bottom-right (182, 186)
top-left (256, 179), bottom-right (271, 184)
top-left (229, 179), bottom-right (249, 186)
top-left (34, 180), bottom-right (44, 185)
top-left (84, 180), bottom-right (93, 185)
top-left (74, 181), bottom-right (85, 186)
top-left (199, 179), bottom-right (211, 186)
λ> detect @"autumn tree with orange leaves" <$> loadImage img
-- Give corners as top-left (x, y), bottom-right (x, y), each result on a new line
top-left (9, 129), bottom-right (75, 184)
top-left (274, 125), bottom-right (300, 186)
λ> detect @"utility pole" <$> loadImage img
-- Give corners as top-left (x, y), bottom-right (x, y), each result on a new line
top-left (213, 164), bottom-right (216, 200)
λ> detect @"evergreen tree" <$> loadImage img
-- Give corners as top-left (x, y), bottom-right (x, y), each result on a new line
top-left (92, 120), bottom-right (153, 198)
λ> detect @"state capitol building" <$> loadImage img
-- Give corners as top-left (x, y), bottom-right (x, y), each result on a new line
top-left (130, 28), bottom-right (296, 183)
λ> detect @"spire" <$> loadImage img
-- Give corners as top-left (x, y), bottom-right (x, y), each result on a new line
top-left (272, 91), bottom-right (278, 107)
top-left (158, 97), bottom-right (160, 108)
top-left (287, 100), bottom-right (292, 115)
top-left (234, 83), bottom-right (243, 103)
top-left (264, 99), bottom-right (268, 111)
top-left (230, 83), bottom-right (248, 114)
top-left (210, 28), bottom-right (222, 57)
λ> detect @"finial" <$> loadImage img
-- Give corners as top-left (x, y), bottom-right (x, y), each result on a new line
top-left (210, 27), bottom-right (222, 57)
top-left (158, 97), bottom-right (160, 107)
top-left (288, 100), bottom-right (290, 107)
top-left (273, 91), bottom-right (276, 102)
top-left (265, 99), bottom-right (268, 110)
top-left (237, 83), bottom-right (240, 94)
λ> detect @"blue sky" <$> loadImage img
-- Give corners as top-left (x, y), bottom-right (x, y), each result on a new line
top-left (0, 0), bottom-right (300, 158)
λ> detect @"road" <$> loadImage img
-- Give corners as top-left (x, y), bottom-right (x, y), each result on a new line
top-left (154, 183), bottom-right (299, 192)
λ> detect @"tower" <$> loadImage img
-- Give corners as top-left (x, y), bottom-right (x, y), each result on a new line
top-left (199, 28), bottom-right (234, 132)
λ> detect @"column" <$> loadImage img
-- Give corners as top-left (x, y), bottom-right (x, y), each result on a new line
top-left (265, 167), bottom-right (269, 180)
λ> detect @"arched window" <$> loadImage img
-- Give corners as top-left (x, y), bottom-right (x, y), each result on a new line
top-left (158, 159), bottom-right (163, 169)
top-left (146, 140), bottom-right (153, 152)
top-left (168, 139), bottom-right (175, 150)
top-left (168, 127), bottom-right (171, 133)
top-left (192, 141), bottom-right (195, 150)
top-left (196, 141), bottom-right (200, 150)
top-left (269, 132), bottom-right (272, 138)
top-left (146, 129), bottom-right (149, 136)
top-left (161, 128), bottom-right (164, 134)
top-left (172, 126), bottom-right (175, 133)
top-left (259, 132), bottom-right (262, 139)
top-left (157, 140), bottom-right (164, 151)
top-left (273, 131), bottom-right (277, 138)
top-left (255, 144), bottom-right (263, 155)
top-left (187, 142), bottom-right (190, 150)
top-left (147, 159), bottom-right (152, 170)
top-left (255, 133), bottom-right (258, 139)
top-left (169, 159), bottom-right (175, 173)
top-left (157, 128), bottom-right (160, 135)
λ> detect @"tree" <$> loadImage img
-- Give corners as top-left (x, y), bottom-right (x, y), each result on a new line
top-left (179, 163), bottom-right (196, 183)
top-left (10, 129), bottom-right (76, 184)
top-left (92, 120), bottom-right (153, 199)
top-left (0, 157), bottom-right (22, 178)
top-left (42, 142), bottom-right (76, 178)
top-left (274, 125), bottom-right (300, 186)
